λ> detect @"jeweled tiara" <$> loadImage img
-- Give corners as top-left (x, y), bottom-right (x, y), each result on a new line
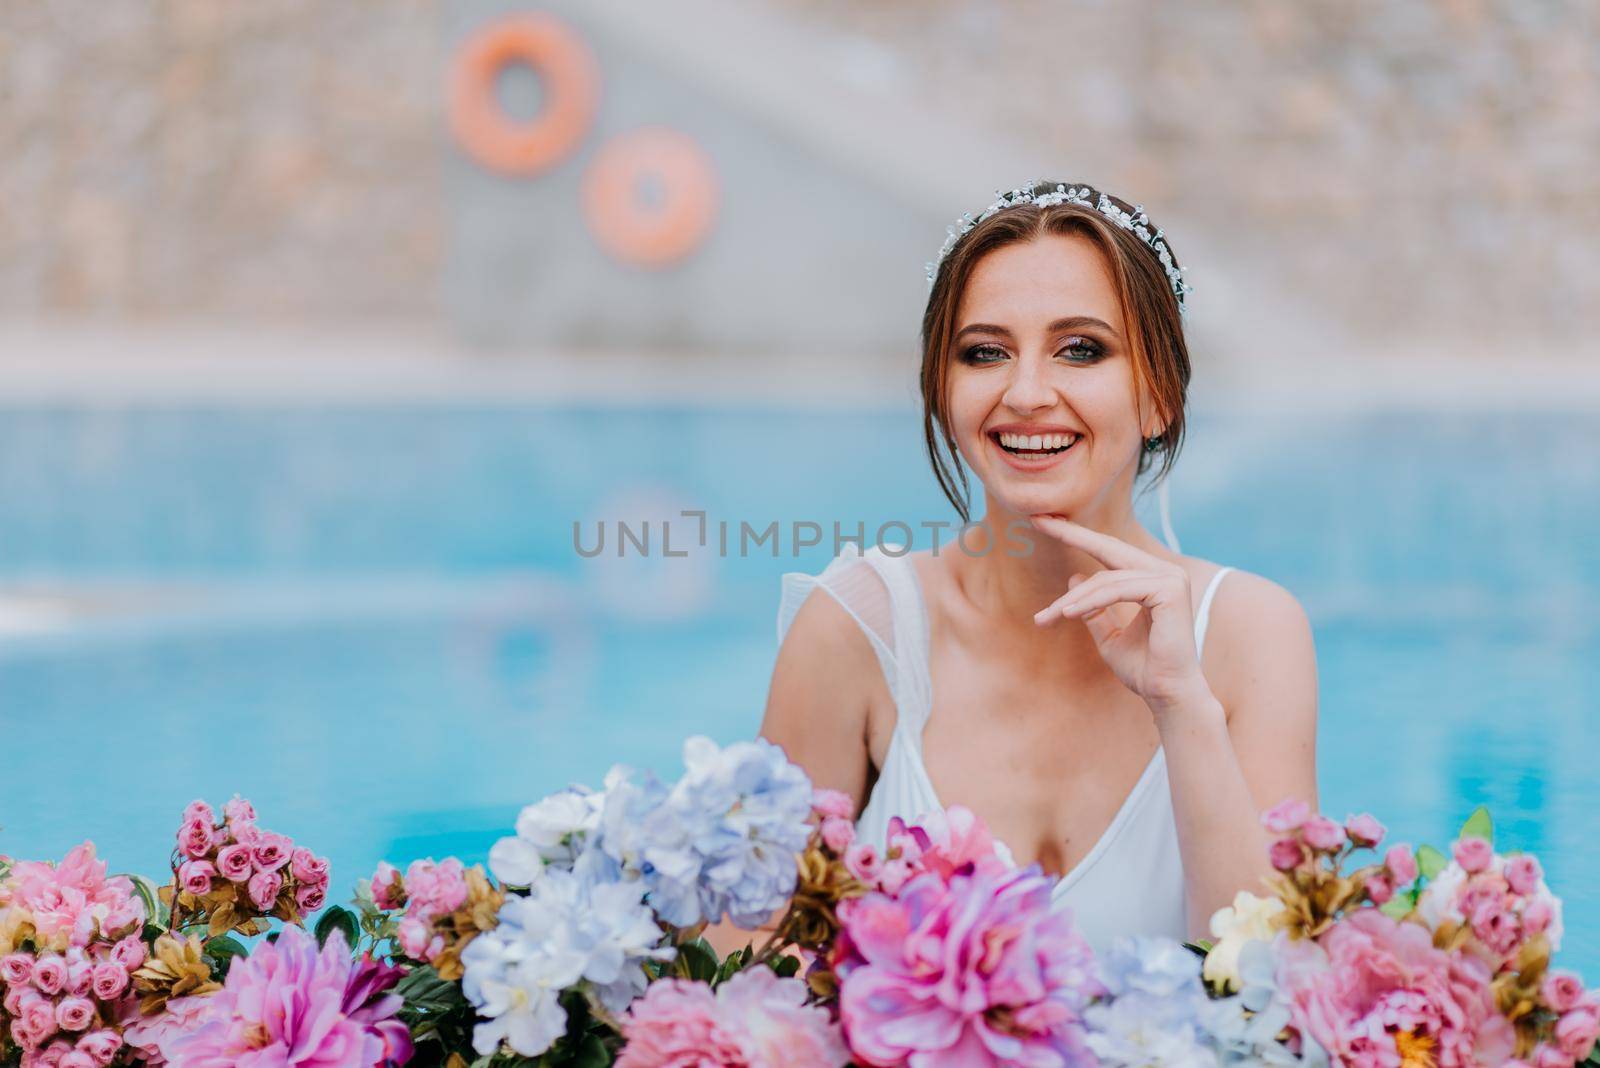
top-left (924, 180), bottom-right (1193, 313)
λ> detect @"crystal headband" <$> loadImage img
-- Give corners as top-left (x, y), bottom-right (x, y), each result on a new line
top-left (924, 181), bottom-right (1193, 313)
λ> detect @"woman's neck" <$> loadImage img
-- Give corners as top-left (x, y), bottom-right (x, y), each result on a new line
top-left (952, 492), bottom-right (1172, 624)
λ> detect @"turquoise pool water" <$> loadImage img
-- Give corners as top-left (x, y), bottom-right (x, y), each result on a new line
top-left (1, 405), bottom-right (1596, 974)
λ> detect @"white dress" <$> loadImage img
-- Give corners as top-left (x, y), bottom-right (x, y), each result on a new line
top-left (776, 542), bottom-right (1235, 954)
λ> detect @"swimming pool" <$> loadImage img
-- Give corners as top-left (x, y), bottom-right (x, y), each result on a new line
top-left (1, 404), bottom-right (1595, 974)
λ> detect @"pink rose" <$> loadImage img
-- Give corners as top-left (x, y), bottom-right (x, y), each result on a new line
top-left (1385, 844), bottom-right (1419, 884)
top-left (31, 956), bottom-right (67, 996)
top-left (1558, 1006), bottom-right (1600, 1061)
top-left (1506, 854), bottom-right (1543, 896)
top-left (1261, 798), bottom-right (1311, 834)
top-left (844, 842), bottom-right (883, 883)
top-left (178, 860), bottom-right (216, 897)
top-left (811, 787), bottom-right (855, 820)
top-left (176, 817), bottom-right (216, 861)
top-left (1454, 836), bottom-right (1494, 874)
top-left (109, 936), bottom-right (145, 971)
top-left (33, 1042), bottom-right (73, 1068)
top-left (290, 848), bottom-right (329, 885)
top-left (59, 1051), bottom-right (96, 1068)
top-left (55, 997), bottom-right (95, 1033)
top-left (229, 819), bottom-right (262, 848)
top-left (1270, 838), bottom-right (1305, 871)
top-left (89, 963), bottom-right (127, 1002)
top-left (181, 800), bottom-right (215, 827)
top-left (1344, 813), bottom-right (1385, 848)
top-left (246, 869), bottom-right (283, 912)
top-left (820, 817), bottom-right (855, 854)
top-left (1544, 970), bottom-right (1586, 1013)
top-left (1, 952), bottom-right (33, 986)
top-left (397, 916), bottom-right (442, 961)
top-left (1364, 873), bottom-right (1394, 906)
top-left (22, 996), bottom-right (59, 1042)
top-left (74, 1029), bottom-right (120, 1067)
top-left (4, 984), bottom-right (25, 1014)
top-left (370, 861), bottom-right (406, 910)
top-left (1523, 896), bottom-right (1555, 936)
top-left (1532, 1043), bottom-right (1572, 1068)
top-left (295, 882), bottom-right (327, 912)
top-left (65, 958), bottom-right (92, 998)
top-left (250, 832), bottom-right (293, 873)
top-left (223, 796), bottom-right (256, 823)
top-left (215, 844), bottom-right (253, 883)
top-left (1302, 815), bottom-right (1346, 852)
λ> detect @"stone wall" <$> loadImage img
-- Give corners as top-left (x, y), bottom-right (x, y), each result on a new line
top-left (0, 0), bottom-right (443, 319)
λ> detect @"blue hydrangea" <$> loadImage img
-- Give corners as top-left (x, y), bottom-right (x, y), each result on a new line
top-left (1201, 939), bottom-right (1329, 1066)
top-left (1084, 936), bottom-right (1220, 1067)
top-left (601, 735), bottom-right (813, 928)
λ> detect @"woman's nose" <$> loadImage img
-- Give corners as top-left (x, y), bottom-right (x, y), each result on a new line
top-left (1001, 354), bottom-right (1056, 413)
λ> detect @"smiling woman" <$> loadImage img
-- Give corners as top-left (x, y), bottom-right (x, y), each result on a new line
top-left (749, 179), bottom-right (1320, 956)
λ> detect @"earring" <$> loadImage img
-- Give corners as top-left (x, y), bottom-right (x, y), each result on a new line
top-left (1144, 434), bottom-right (1162, 452)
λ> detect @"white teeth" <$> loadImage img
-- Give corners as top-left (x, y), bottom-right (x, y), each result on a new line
top-left (997, 431), bottom-right (1079, 451)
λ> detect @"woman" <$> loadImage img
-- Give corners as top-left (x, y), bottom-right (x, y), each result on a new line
top-left (714, 180), bottom-right (1317, 956)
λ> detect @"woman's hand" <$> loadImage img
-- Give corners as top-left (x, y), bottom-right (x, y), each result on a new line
top-left (1027, 513), bottom-right (1209, 714)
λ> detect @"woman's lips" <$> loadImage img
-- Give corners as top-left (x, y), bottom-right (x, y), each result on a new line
top-left (987, 430), bottom-right (1079, 472)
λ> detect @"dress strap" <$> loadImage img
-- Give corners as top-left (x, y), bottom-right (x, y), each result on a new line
top-left (857, 546), bottom-right (934, 744)
top-left (1194, 565), bottom-right (1235, 661)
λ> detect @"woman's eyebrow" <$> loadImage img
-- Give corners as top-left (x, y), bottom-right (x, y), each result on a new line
top-left (954, 316), bottom-right (1117, 340)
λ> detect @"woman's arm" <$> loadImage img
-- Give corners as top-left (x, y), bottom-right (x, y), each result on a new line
top-left (701, 586), bottom-right (880, 959)
top-left (1154, 571), bottom-right (1319, 938)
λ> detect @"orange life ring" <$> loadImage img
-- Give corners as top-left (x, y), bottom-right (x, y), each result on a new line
top-left (580, 126), bottom-right (719, 268)
top-left (449, 13), bottom-right (599, 176)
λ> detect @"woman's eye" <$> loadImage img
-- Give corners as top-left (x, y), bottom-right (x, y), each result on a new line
top-left (960, 344), bottom-right (1008, 365)
top-left (1059, 337), bottom-right (1104, 362)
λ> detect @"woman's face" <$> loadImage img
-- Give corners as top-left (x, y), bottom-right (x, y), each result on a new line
top-left (945, 231), bottom-right (1157, 521)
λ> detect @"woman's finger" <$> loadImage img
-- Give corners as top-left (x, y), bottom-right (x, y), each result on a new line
top-left (1027, 514), bottom-right (1164, 572)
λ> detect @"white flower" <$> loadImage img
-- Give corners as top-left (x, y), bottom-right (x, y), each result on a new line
top-left (462, 868), bottom-right (675, 1058)
top-left (488, 785), bottom-right (606, 886)
top-left (1202, 891), bottom-right (1286, 993)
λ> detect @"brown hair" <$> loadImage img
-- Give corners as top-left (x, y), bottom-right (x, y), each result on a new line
top-left (919, 180), bottom-right (1192, 524)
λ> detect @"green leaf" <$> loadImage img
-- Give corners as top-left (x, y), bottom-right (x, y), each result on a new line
top-left (1379, 894), bottom-right (1413, 920)
top-left (771, 954), bottom-right (801, 978)
top-left (313, 905), bottom-right (361, 951)
top-left (1458, 805), bottom-right (1493, 845)
top-left (1416, 844), bottom-right (1449, 880)
top-left (203, 935), bottom-right (248, 964)
top-left (125, 872), bottom-right (164, 928)
top-left (675, 938), bottom-right (720, 983)
top-left (569, 1035), bottom-right (609, 1068)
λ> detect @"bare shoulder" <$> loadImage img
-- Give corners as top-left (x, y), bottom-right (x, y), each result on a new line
top-left (1190, 563), bottom-right (1318, 716)
top-left (757, 581), bottom-right (886, 808)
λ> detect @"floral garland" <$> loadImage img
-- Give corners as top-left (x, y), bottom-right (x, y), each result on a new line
top-left (2, 736), bottom-right (1596, 1067)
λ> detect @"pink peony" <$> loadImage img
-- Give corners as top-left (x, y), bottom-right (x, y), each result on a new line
top-left (159, 925), bottom-right (409, 1067)
top-left (402, 858), bottom-right (468, 917)
top-left (1262, 798), bottom-right (1311, 834)
top-left (178, 860), bottom-right (216, 897)
top-left (811, 787), bottom-right (855, 821)
top-left (833, 857), bottom-right (1102, 1067)
top-left (121, 992), bottom-right (213, 1063)
top-left (618, 968), bottom-right (848, 1068)
top-left (3, 844), bottom-right (143, 948)
top-left (214, 844), bottom-right (253, 883)
top-left (882, 806), bottom-right (998, 886)
top-left (1277, 909), bottom-right (1516, 1066)
top-left (1453, 836), bottom-right (1494, 874)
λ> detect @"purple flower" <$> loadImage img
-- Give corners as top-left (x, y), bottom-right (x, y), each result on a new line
top-left (161, 925), bottom-right (410, 1067)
